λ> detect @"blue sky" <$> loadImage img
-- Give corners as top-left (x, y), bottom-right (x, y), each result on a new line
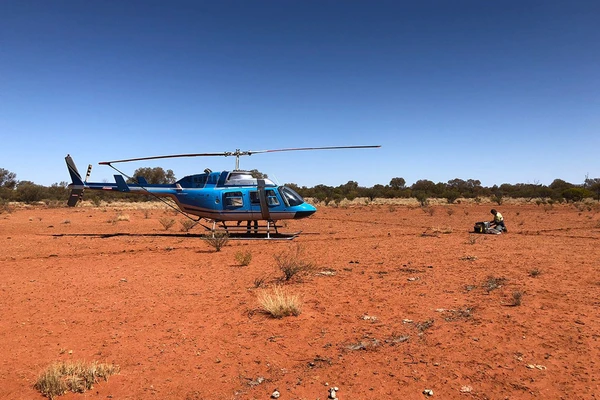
top-left (1, 0), bottom-right (598, 188)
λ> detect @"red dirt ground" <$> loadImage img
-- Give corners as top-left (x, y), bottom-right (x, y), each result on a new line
top-left (1, 203), bottom-right (599, 399)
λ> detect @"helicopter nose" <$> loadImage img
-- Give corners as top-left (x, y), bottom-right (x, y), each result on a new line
top-left (293, 203), bottom-right (317, 219)
top-left (294, 210), bottom-right (316, 219)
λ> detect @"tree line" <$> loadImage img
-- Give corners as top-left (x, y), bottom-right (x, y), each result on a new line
top-left (1, 167), bottom-right (599, 205)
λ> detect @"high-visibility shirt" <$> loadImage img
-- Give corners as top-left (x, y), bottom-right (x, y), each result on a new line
top-left (494, 212), bottom-right (503, 223)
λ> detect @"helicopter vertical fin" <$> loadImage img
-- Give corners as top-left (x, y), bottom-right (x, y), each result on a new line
top-left (65, 154), bottom-right (84, 186)
top-left (65, 154), bottom-right (86, 207)
top-left (257, 179), bottom-right (271, 220)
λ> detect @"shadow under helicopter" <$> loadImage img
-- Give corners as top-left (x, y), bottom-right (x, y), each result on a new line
top-left (51, 231), bottom-right (302, 240)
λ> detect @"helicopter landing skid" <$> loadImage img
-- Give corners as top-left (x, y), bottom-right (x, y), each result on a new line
top-left (226, 231), bottom-right (301, 240)
top-left (204, 220), bottom-right (300, 240)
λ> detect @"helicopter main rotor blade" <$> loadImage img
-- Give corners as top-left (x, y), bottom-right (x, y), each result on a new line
top-left (247, 145), bottom-right (381, 155)
top-left (99, 145), bottom-right (381, 165)
top-left (99, 152), bottom-right (231, 165)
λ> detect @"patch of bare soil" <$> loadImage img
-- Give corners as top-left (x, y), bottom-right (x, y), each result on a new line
top-left (1, 203), bottom-right (599, 399)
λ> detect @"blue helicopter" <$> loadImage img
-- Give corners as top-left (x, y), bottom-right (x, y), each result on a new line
top-left (65, 146), bottom-right (380, 239)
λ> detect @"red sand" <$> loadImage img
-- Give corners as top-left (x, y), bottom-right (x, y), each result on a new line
top-left (1, 203), bottom-right (599, 399)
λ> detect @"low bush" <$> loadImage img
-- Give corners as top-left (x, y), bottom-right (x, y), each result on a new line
top-left (274, 244), bottom-right (314, 281)
top-left (203, 232), bottom-right (229, 252)
top-left (179, 219), bottom-right (196, 232)
top-left (159, 217), bottom-right (175, 231)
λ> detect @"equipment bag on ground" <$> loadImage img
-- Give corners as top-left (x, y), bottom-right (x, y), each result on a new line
top-left (473, 221), bottom-right (490, 233)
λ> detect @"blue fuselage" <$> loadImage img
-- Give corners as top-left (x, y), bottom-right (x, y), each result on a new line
top-left (79, 170), bottom-right (316, 222)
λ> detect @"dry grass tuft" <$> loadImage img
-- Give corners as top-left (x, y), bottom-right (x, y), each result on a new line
top-left (466, 234), bottom-right (478, 245)
top-left (234, 250), bottom-right (252, 266)
top-left (116, 213), bottom-right (130, 221)
top-left (528, 268), bottom-right (541, 277)
top-left (483, 275), bottom-right (507, 292)
top-left (34, 360), bottom-right (119, 399)
top-left (257, 286), bottom-right (302, 318)
top-left (432, 226), bottom-right (453, 234)
top-left (511, 291), bottom-right (523, 306)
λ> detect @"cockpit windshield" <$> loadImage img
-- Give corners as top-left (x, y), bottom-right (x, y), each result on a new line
top-left (279, 186), bottom-right (304, 207)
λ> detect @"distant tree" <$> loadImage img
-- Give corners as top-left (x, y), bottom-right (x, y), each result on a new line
top-left (389, 177), bottom-right (406, 190)
top-left (442, 189), bottom-right (461, 204)
top-left (562, 187), bottom-right (591, 203)
top-left (128, 167), bottom-right (176, 184)
top-left (549, 179), bottom-right (573, 192)
top-left (15, 181), bottom-right (45, 203)
top-left (338, 181), bottom-right (359, 200)
top-left (46, 182), bottom-right (70, 201)
top-left (414, 191), bottom-right (429, 206)
top-left (0, 168), bottom-right (17, 189)
top-left (584, 177), bottom-right (600, 202)
top-left (411, 179), bottom-right (436, 194)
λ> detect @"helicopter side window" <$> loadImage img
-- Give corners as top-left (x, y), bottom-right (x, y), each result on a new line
top-left (223, 191), bottom-right (243, 207)
top-left (249, 190), bottom-right (279, 206)
top-left (193, 175), bottom-right (207, 188)
top-left (266, 190), bottom-right (280, 206)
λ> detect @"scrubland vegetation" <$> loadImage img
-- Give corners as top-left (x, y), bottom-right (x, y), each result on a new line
top-left (1, 167), bottom-right (599, 206)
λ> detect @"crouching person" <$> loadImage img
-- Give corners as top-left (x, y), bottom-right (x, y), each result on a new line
top-left (490, 209), bottom-right (507, 233)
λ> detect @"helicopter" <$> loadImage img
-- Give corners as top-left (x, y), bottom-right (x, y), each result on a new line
top-left (65, 145), bottom-right (380, 239)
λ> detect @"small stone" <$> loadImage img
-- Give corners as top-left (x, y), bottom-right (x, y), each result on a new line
top-left (423, 389), bottom-right (434, 396)
top-left (328, 387), bottom-right (338, 399)
top-left (271, 389), bottom-right (280, 398)
top-left (460, 385), bottom-right (472, 393)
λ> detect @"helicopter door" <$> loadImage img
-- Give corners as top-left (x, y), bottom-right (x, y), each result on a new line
top-left (249, 180), bottom-right (281, 220)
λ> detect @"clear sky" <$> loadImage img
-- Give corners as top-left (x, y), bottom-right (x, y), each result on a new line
top-left (1, 0), bottom-right (598, 188)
